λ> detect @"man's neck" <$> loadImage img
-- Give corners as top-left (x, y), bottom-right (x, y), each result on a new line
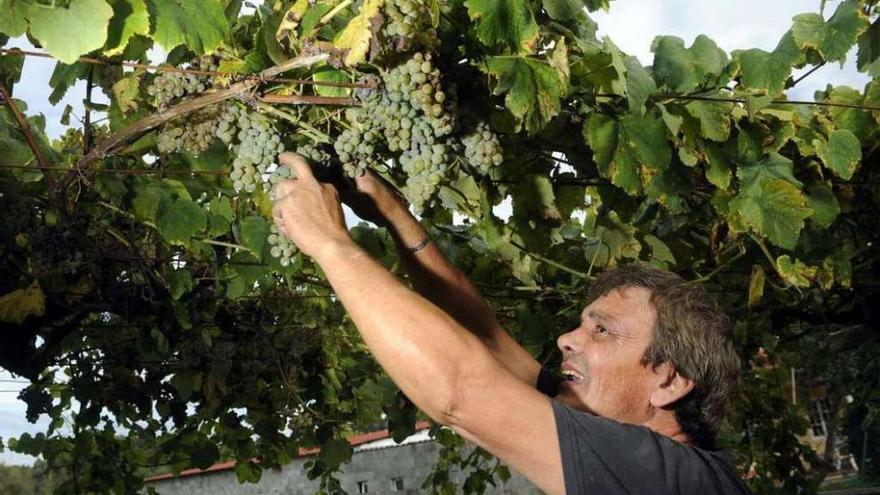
top-left (643, 411), bottom-right (692, 445)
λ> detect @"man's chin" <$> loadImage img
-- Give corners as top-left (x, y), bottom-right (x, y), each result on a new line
top-left (555, 387), bottom-right (594, 414)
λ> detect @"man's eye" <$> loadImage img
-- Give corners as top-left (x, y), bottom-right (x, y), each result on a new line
top-left (594, 325), bottom-right (609, 335)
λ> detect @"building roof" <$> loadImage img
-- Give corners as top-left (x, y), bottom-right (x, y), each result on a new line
top-left (145, 421), bottom-right (432, 483)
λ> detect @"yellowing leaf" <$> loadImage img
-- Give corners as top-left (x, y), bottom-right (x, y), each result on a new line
top-left (484, 55), bottom-right (565, 135)
top-left (792, 0), bottom-right (868, 63)
top-left (0, 282), bottom-right (46, 324)
top-left (814, 129), bottom-right (862, 180)
top-left (731, 178), bottom-right (812, 250)
top-left (112, 75), bottom-right (141, 113)
top-left (276, 0), bottom-right (309, 47)
top-left (748, 265), bottom-right (765, 308)
top-left (465, 0), bottom-right (539, 52)
top-left (775, 255), bottom-right (817, 288)
top-left (333, 0), bottom-right (384, 66)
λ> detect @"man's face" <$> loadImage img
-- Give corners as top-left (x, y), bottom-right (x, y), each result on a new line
top-left (555, 286), bottom-right (660, 424)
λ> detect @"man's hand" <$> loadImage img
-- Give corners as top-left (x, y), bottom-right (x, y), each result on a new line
top-left (272, 152), bottom-right (351, 259)
top-left (340, 170), bottom-right (409, 228)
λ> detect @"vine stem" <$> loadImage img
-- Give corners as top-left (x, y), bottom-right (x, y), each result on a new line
top-left (509, 239), bottom-right (591, 279)
top-left (788, 62), bottom-right (827, 90)
top-left (0, 82), bottom-right (58, 191)
top-left (319, 0), bottom-right (354, 27)
top-left (261, 94), bottom-right (355, 106)
top-left (65, 51), bottom-right (332, 189)
top-left (255, 102), bottom-right (333, 143)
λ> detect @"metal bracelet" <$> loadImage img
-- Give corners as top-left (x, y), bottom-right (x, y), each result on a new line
top-left (405, 235), bottom-right (431, 254)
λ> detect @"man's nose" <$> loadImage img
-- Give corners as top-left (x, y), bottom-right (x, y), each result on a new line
top-left (557, 327), bottom-right (581, 354)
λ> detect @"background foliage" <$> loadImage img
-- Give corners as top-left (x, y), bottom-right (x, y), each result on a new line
top-left (1, 0), bottom-right (879, 493)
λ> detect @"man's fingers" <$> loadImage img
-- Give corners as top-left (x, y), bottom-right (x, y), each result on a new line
top-left (279, 152), bottom-right (316, 183)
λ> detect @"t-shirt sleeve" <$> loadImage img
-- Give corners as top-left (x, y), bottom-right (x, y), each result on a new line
top-left (550, 400), bottom-right (750, 494)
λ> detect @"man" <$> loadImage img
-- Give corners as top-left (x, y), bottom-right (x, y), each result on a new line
top-left (271, 153), bottom-right (751, 494)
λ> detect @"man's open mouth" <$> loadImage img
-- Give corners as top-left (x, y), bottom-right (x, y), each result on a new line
top-left (561, 369), bottom-right (585, 383)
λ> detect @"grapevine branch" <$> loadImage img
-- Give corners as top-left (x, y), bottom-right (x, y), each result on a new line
top-left (66, 51), bottom-right (333, 188)
top-left (0, 82), bottom-right (58, 191)
top-left (83, 66), bottom-right (95, 154)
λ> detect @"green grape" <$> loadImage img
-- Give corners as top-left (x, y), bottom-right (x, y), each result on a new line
top-left (267, 223), bottom-right (297, 267)
top-left (462, 121), bottom-right (504, 175)
top-left (381, 0), bottom-right (437, 52)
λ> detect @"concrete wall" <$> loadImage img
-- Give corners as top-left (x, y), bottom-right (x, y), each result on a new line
top-left (146, 440), bottom-right (543, 495)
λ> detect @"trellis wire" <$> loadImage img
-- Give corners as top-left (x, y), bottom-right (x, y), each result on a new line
top-left (3, 48), bottom-right (880, 112)
top-left (0, 48), bottom-right (374, 89)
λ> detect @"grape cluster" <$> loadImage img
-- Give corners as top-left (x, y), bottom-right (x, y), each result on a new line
top-left (29, 221), bottom-right (88, 276)
top-left (335, 53), bottom-right (454, 212)
top-left (146, 57), bottom-right (216, 109)
top-left (382, 0), bottom-right (437, 52)
top-left (462, 121), bottom-right (503, 175)
top-left (228, 105), bottom-right (285, 193)
top-left (267, 223), bottom-right (297, 267)
top-left (147, 70), bottom-right (206, 109)
top-left (264, 144), bottom-right (331, 266)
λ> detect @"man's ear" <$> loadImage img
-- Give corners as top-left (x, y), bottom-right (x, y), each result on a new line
top-left (649, 362), bottom-right (695, 409)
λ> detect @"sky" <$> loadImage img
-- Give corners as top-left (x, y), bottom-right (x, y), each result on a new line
top-left (0, 0), bottom-right (872, 466)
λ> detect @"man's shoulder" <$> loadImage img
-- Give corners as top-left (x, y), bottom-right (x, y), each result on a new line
top-left (550, 400), bottom-right (752, 494)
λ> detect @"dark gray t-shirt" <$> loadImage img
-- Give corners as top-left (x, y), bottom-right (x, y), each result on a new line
top-left (540, 370), bottom-right (752, 494)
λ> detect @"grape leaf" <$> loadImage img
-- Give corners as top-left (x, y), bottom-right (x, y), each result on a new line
top-left (857, 18), bottom-right (880, 76)
top-left (483, 55), bottom-right (564, 135)
top-left (542, 0), bottom-right (585, 21)
top-left (828, 86), bottom-right (877, 142)
top-left (792, 0), bottom-right (868, 64)
top-left (0, 0), bottom-right (30, 37)
top-left (512, 175), bottom-right (561, 221)
top-left (27, 0), bottom-right (114, 64)
top-left (748, 265), bottom-right (765, 308)
top-left (776, 255), bottom-right (817, 288)
top-left (0, 281), bottom-right (45, 324)
top-left (730, 178), bottom-right (812, 249)
top-left (624, 55), bottom-right (656, 115)
top-left (806, 184), bottom-right (840, 228)
top-left (104, 0), bottom-right (150, 56)
top-left (651, 35), bottom-right (728, 93)
top-left (684, 96), bottom-right (733, 142)
top-left (313, 67), bottom-right (351, 97)
top-left (814, 129), bottom-right (862, 180)
top-left (147, 0), bottom-right (229, 54)
top-left (738, 152), bottom-right (802, 189)
top-left (275, 0), bottom-right (309, 47)
top-left (239, 216), bottom-right (268, 260)
top-left (156, 199), bottom-right (207, 244)
top-left (234, 460), bottom-right (262, 483)
top-left (333, 0), bottom-right (383, 66)
top-left (734, 31), bottom-right (804, 96)
top-left (585, 112), bottom-right (671, 194)
top-left (465, 0), bottom-right (539, 52)
top-left (131, 184), bottom-right (166, 222)
top-left (0, 134), bottom-right (33, 167)
top-left (319, 437), bottom-right (353, 470)
top-left (112, 75), bottom-right (141, 113)
top-left (168, 269), bottom-right (193, 300)
top-left (705, 142), bottom-right (734, 190)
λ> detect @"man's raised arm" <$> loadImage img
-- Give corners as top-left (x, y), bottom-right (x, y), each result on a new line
top-left (341, 172), bottom-right (541, 386)
top-left (272, 154), bottom-right (564, 494)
